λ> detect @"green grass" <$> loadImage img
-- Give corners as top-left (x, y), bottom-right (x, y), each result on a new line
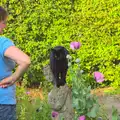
top-left (104, 87), bottom-right (120, 95)
top-left (17, 97), bottom-right (52, 120)
top-left (16, 84), bottom-right (52, 120)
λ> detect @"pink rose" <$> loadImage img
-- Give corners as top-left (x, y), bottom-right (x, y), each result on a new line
top-left (78, 115), bottom-right (86, 120)
top-left (70, 41), bottom-right (81, 50)
top-left (94, 71), bottom-right (104, 83)
top-left (51, 111), bottom-right (59, 118)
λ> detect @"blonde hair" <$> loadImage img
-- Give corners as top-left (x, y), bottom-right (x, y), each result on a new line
top-left (0, 6), bottom-right (8, 21)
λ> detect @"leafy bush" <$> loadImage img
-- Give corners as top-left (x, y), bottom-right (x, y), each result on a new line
top-left (1, 0), bottom-right (120, 87)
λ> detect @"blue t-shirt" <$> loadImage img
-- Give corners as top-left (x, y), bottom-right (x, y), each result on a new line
top-left (0, 36), bottom-right (16, 104)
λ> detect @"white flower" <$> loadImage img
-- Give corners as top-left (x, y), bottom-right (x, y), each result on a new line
top-left (75, 58), bottom-right (80, 63)
top-left (68, 62), bottom-right (71, 66)
top-left (66, 54), bottom-right (72, 59)
top-left (80, 70), bottom-right (84, 74)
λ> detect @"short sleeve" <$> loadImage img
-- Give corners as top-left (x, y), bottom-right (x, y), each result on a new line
top-left (0, 37), bottom-right (14, 58)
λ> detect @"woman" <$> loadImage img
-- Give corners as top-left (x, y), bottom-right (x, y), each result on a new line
top-left (0, 6), bottom-right (31, 119)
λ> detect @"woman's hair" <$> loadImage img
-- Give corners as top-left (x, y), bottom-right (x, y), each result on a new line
top-left (0, 6), bottom-right (8, 21)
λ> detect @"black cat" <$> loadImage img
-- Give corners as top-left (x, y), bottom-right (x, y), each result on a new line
top-left (50, 46), bottom-right (69, 87)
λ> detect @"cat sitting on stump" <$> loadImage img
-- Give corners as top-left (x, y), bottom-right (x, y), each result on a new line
top-left (43, 46), bottom-right (74, 120)
top-left (50, 46), bottom-right (69, 87)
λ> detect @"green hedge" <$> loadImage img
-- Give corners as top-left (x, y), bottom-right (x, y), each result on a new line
top-left (1, 0), bottom-right (120, 87)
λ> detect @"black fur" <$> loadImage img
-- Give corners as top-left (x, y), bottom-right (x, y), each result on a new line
top-left (50, 46), bottom-right (68, 87)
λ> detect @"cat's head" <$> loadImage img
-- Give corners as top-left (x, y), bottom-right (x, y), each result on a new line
top-left (51, 46), bottom-right (68, 60)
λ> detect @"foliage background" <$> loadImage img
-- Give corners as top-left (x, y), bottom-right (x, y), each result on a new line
top-left (1, 0), bottom-right (120, 87)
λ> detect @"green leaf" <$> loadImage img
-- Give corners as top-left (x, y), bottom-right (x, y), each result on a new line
top-left (87, 104), bottom-right (99, 118)
top-left (112, 106), bottom-right (119, 120)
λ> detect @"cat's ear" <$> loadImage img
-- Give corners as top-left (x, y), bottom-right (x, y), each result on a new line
top-left (51, 48), bottom-right (56, 53)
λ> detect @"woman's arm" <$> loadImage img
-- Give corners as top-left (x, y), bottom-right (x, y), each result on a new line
top-left (0, 46), bottom-right (31, 88)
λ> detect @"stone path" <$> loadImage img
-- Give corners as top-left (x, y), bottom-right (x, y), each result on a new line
top-left (98, 95), bottom-right (120, 120)
top-left (92, 87), bottom-right (120, 120)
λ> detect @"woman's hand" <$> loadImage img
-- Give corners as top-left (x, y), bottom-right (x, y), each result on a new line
top-left (0, 76), bottom-right (15, 88)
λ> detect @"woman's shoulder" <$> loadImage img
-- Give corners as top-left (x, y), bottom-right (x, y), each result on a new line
top-left (0, 36), bottom-right (12, 42)
top-left (0, 36), bottom-right (14, 56)
top-left (0, 36), bottom-right (14, 46)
